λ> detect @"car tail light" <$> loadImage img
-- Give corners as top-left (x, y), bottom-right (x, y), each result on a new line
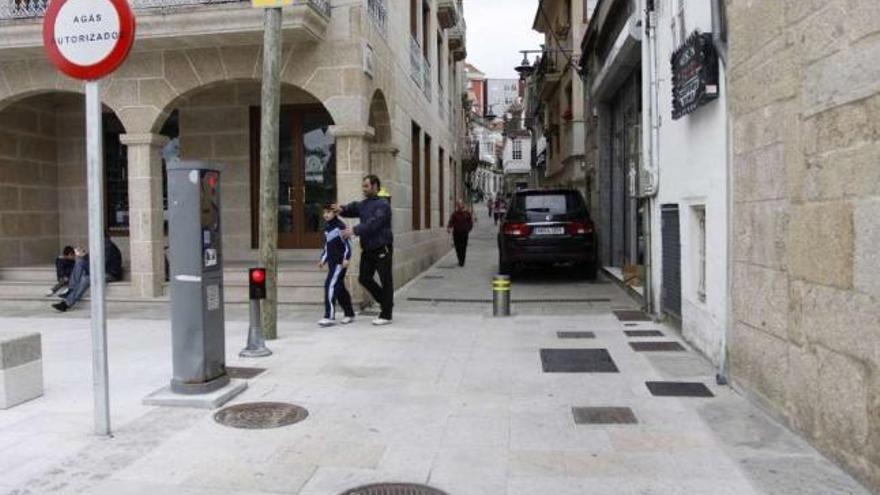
top-left (503, 223), bottom-right (531, 237)
top-left (567, 221), bottom-right (593, 236)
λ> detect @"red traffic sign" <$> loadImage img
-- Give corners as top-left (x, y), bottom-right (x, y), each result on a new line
top-left (43, 0), bottom-right (136, 81)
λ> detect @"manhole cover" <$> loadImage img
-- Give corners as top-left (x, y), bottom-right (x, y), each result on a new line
top-left (423, 275), bottom-right (444, 279)
top-left (339, 483), bottom-right (450, 495)
top-left (214, 402), bottom-right (308, 429)
top-left (613, 310), bottom-right (652, 322)
top-left (572, 407), bottom-right (638, 425)
top-left (540, 348), bottom-right (619, 373)
top-left (624, 330), bottom-right (665, 338)
top-left (557, 331), bottom-right (596, 339)
top-left (646, 381), bottom-right (714, 397)
top-left (226, 367), bottom-right (266, 379)
top-left (630, 341), bottom-right (686, 352)
top-left (437, 265), bottom-right (458, 269)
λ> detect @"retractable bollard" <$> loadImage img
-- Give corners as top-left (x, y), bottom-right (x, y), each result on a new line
top-left (492, 274), bottom-right (511, 317)
top-left (240, 268), bottom-right (272, 358)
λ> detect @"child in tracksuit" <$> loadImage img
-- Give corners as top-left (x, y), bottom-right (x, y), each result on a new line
top-left (318, 205), bottom-right (355, 327)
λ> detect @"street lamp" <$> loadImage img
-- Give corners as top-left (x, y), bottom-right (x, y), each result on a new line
top-left (515, 52), bottom-right (535, 80)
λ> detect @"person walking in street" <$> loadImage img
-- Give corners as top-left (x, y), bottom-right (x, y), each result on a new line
top-left (52, 236), bottom-right (123, 312)
top-left (317, 205), bottom-right (355, 327)
top-left (494, 196), bottom-right (507, 226)
top-left (448, 200), bottom-right (474, 267)
top-left (335, 175), bottom-right (394, 326)
top-left (487, 195), bottom-right (494, 219)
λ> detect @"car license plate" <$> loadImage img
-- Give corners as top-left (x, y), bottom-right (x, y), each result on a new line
top-left (534, 226), bottom-right (564, 235)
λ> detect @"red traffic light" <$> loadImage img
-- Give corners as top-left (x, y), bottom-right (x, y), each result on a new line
top-left (250, 269), bottom-right (266, 284)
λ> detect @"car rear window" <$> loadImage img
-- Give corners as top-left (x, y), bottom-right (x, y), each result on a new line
top-left (510, 191), bottom-right (587, 221)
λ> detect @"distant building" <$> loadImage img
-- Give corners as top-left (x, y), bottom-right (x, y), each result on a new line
top-left (485, 79), bottom-right (521, 119)
top-left (465, 63), bottom-right (487, 118)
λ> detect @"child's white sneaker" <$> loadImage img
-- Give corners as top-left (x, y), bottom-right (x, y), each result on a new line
top-left (317, 318), bottom-right (336, 327)
top-left (340, 316), bottom-right (355, 325)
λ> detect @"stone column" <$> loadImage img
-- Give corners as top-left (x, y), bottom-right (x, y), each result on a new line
top-left (120, 133), bottom-right (168, 298)
top-left (329, 125), bottom-right (375, 308)
top-left (369, 143), bottom-right (400, 191)
top-left (330, 125), bottom-right (376, 202)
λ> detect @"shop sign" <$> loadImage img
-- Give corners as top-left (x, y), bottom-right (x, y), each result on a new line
top-left (671, 32), bottom-right (719, 120)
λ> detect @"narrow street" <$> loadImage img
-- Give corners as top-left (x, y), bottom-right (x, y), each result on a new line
top-left (0, 219), bottom-right (869, 495)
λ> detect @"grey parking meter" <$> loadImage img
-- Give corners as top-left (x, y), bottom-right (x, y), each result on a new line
top-left (167, 161), bottom-right (229, 394)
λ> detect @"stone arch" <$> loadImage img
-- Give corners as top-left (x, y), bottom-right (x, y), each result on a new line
top-left (0, 90), bottom-right (128, 267)
top-left (366, 89), bottom-right (398, 193)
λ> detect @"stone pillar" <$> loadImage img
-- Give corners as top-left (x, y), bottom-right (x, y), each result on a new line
top-left (120, 133), bottom-right (168, 298)
top-left (329, 125), bottom-right (375, 308)
top-left (330, 125), bottom-right (376, 202)
top-left (369, 143), bottom-right (400, 192)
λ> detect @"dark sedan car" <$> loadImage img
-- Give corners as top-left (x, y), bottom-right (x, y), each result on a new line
top-left (497, 189), bottom-right (597, 279)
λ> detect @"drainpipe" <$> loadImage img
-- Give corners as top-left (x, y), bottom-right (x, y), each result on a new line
top-left (712, 0), bottom-right (732, 386)
top-left (641, 0), bottom-right (660, 315)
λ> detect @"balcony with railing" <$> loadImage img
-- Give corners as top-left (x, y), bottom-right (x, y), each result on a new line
top-left (366, 0), bottom-right (387, 38)
top-left (535, 49), bottom-right (564, 102)
top-left (0, 0), bottom-right (332, 54)
top-left (448, 17), bottom-right (466, 62)
top-left (437, 0), bottom-right (461, 29)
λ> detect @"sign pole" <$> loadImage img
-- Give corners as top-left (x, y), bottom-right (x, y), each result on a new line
top-left (258, 6), bottom-right (282, 340)
top-left (86, 80), bottom-right (111, 437)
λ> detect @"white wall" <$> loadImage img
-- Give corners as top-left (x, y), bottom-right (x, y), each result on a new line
top-left (647, 0), bottom-right (729, 365)
top-left (503, 136), bottom-right (532, 174)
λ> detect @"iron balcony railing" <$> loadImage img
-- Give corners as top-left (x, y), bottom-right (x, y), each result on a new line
top-left (0, 0), bottom-right (331, 20)
top-left (366, 0), bottom-right (386, 37)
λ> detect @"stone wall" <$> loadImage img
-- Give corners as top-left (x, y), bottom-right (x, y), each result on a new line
top-left (728, 0), bottom-right (880, 490)
top-left (0, 99), bottom-right (58, 267)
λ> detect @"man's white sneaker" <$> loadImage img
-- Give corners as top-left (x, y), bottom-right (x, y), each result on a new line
top-left (371, 318), bottom-right (392, 326)
top-left (340, 316), bottom-right (355, 325)
top-left (317, 318), bottom-right (336, 327)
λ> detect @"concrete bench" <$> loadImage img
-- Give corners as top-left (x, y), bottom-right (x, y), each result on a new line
top-left (0, 332), bottom-right (43, 409)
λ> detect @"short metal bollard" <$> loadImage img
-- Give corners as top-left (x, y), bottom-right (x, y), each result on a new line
top-left (241, 268), bottom-right (272, 358)
top-left (492, 274), bottom-right (511, 317)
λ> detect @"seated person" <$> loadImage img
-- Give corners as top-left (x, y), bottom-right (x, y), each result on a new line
top-left (46, 246), bottom-right (76, 297)
top-left (52, 236), bottom-right (123, 313)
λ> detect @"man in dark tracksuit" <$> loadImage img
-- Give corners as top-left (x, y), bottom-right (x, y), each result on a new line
top-left (318, 207), bottom-right (355, 327)
top-left (336, 174), bottom-right (394, 326)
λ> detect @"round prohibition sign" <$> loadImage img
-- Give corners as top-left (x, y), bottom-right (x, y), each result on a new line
top-left (43, 0), bottom-right (136, 81)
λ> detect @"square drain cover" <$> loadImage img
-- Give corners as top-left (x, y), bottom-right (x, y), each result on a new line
top-left (646, 381), bottom-right (714, 397)
top-left (540, 348), bottom-right (619, 373)
top-left (226, 367), bottom-right (267, 379)
top-left (557, 331), bottom-right (596, 339)
top-left (630, 341), bottom-right (686, 352)
top-left (613, 310), bottom-right (652, 322)
top-left (572, 407), bottom-right (638, 424)
top-left (624, 330), bottom-right (665, 338)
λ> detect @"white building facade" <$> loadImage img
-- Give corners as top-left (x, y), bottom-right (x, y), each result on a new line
top-left (644, 0), bottom-right (729, 365)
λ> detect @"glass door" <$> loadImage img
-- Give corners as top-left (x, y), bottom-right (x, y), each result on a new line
top-left (251, 105), bottom-right (337, 249)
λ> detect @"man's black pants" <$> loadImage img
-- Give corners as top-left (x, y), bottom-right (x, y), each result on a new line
top-left (359, 245), bottom-right (394, 320)
top-left (453, 232), bottom-right (469, 267)
top-left (324, 263), bottom-right (354, 320)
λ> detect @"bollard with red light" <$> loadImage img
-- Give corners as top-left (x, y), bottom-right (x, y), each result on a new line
top-left (249, 268), bottom-right (267, 300)
top-left (240, 267), bottom-right (272, 358)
